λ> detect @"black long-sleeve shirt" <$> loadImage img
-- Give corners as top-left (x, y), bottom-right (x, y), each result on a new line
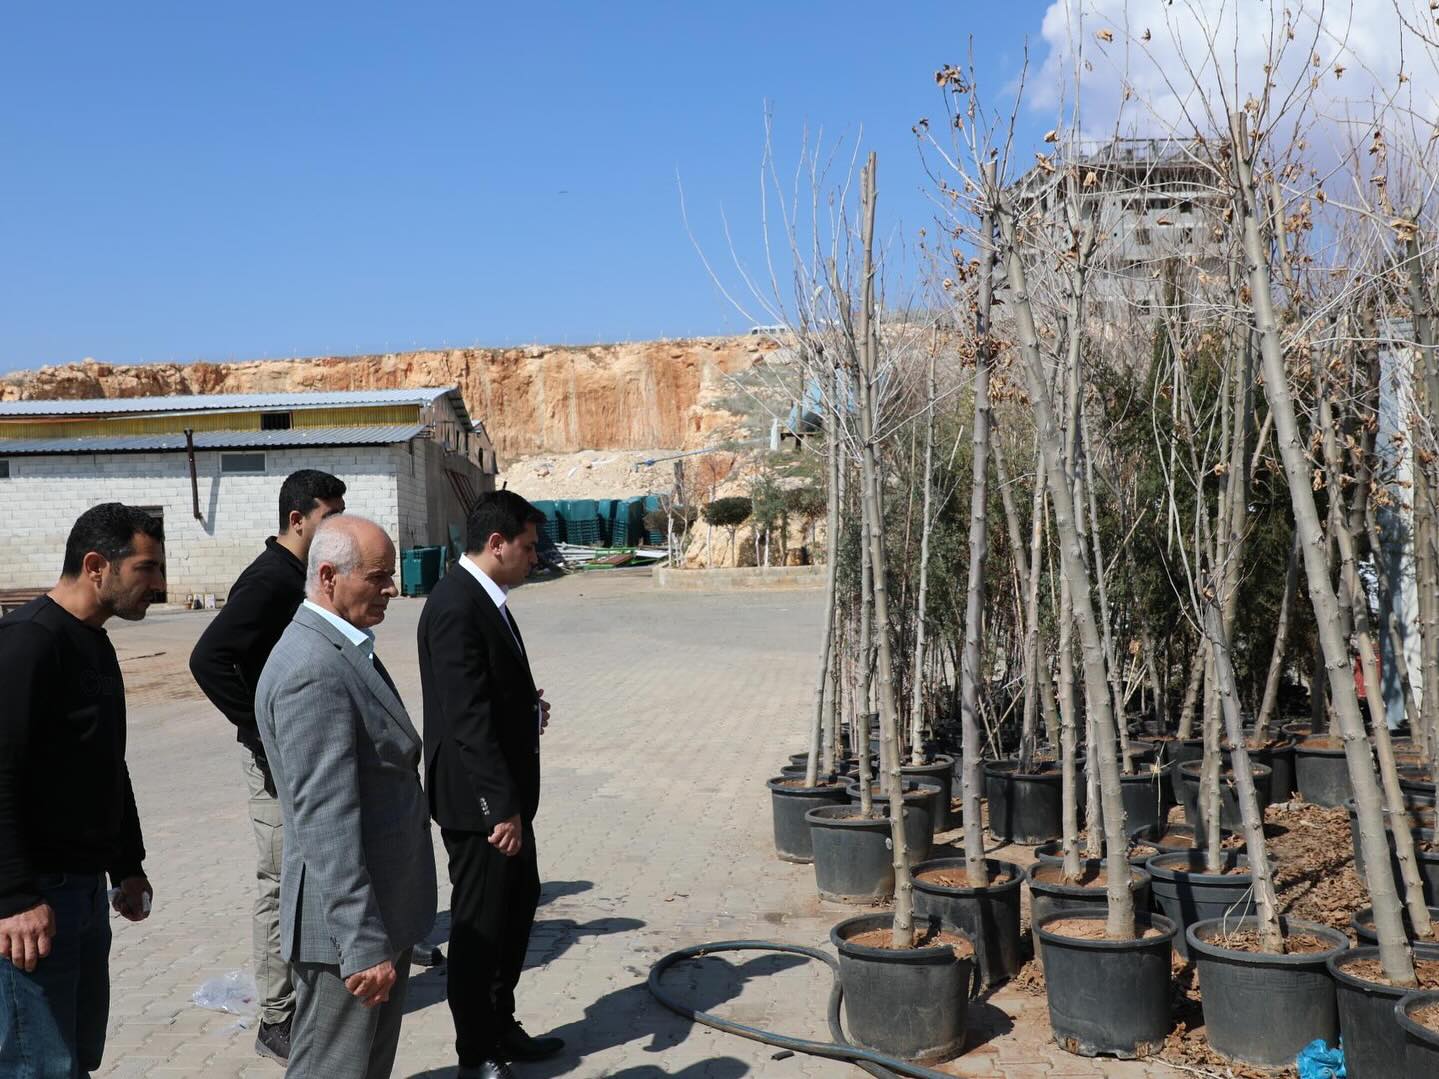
top-left (188, 538), bottom-right (306, 762)
top-left (0, 596), bottom-right (146, 917)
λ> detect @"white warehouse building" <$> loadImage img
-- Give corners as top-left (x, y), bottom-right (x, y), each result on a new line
top-left (0, 387), bottom-right (497, 601)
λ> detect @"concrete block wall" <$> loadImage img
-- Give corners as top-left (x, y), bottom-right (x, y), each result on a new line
top-left (0, 446), bottom-right (404, 598)
top-left (394, 443), bottom-right (429, 550)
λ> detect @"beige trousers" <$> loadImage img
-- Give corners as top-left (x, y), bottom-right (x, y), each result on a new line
top-left (243, 749), bottom-right (295, 1026)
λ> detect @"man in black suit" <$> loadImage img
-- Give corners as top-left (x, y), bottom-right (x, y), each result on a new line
top-left (188, 468), bottom-right (345, 1064)
top-left (418, 491), bottom-right (559, 1079)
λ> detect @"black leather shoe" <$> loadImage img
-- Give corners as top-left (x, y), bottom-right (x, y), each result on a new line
top-left (498, 1021), bottom-right (565, 1061)
top-left (254, 1016), bottom-right (291, 1062)
top-left (457, 1061), bottom-right (515, 1079)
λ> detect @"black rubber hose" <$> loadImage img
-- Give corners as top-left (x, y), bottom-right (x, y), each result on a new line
top-left (646, 940), bottom-right (957, 1079)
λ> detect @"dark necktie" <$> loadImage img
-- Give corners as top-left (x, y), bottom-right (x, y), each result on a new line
top-left (504, 606), bottom-right (527, 659)
top-left (373, 655), bottom-right (402, 700)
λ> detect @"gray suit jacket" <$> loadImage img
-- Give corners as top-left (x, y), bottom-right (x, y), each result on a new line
top-left (255, 604), bottom-right (436, 977)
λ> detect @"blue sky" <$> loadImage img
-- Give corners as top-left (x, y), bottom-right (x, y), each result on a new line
top-left (0, 3), bottom-right (1052, 373)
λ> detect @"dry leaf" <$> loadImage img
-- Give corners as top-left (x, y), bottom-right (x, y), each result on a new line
top-left (1044, 129), bottom-right (1058, 143)
top-left (1096, 28), bottom-right (1114, 42)
top-left (1141, 28), bottom-right (1151, 41)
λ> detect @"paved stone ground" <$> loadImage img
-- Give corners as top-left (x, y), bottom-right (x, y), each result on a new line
top-left (91, 571), bottom-right (1188, 1078)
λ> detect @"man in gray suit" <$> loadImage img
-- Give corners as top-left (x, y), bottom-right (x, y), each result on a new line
top-left (255, 515), bottom-right (436, 1079)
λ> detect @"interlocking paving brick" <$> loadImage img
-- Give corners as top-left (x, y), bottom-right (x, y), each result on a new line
top-left (86, 572), bottom-right (1183, 1077)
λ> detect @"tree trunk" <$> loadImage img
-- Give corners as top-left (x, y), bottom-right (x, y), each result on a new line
top-left (1254, 532), bottom-right (1301, 741)
top-left (1000, 192), bottom-right (1134, 938)
top-left (910, 347), bottom-right (938, 766)
top-left (855, 154), bottom-right (914, 947)
top-left (805, 366), bottom-right (844, 787)
top-left (958, 187), bottom-right (996, 886)
top-left (1230, 111), bottom-right (1414, 984)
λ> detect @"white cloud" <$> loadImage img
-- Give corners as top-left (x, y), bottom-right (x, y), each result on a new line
top-left (1032, 0), bottom-right (1439, 152)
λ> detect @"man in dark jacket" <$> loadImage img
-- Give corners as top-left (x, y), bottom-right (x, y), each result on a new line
top-left (418, 491), bottom-right (558, 1079)
top-left (188, 469), bottom-right (345, 1063)
top-left (0, 503), bottom-right (164, 1077)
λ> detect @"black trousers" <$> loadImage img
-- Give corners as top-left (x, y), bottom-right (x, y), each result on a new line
top-left (442, 824), bottom-right (540, 1066)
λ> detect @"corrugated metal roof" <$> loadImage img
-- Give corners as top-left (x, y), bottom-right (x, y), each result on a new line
top-left (0, 387), bottom-right (460, 417)
top-left (0, 424), bottom-right (427, 456)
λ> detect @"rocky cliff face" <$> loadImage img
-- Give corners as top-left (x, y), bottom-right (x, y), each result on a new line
top-left (0, 336), bottom-right (775, 460)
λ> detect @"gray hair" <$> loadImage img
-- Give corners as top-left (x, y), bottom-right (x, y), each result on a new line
top-left (305, 516), bottom-right (367, 595)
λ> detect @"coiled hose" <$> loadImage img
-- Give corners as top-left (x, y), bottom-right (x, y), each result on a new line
top-left (646, 940), bottom-right (957, 1079)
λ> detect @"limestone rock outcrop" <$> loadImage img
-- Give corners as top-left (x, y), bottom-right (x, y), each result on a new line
top-left (0, 336), bottom-right (775, 460)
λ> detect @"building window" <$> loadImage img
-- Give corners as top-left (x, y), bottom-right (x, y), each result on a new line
top-left (0, 460), bottom-right (9, 479)
top-left (220, 452), bottom-right (266, 474)
top-left (1181, 227), bottom-right (1195, 246)
top-left (260, 411), bottom-right (293, 431)
top-left (1180, 200), bottom-right (1194, 215)
top-left (1134, 225), bottom-right (1152, 246)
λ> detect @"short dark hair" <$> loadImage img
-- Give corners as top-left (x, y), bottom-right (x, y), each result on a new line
top-left (465, 490), bottom-right (544, 552)
top-left (278, 469), bottom-right (347, 533)
top-left (61, 503), bottom-right (165, 577)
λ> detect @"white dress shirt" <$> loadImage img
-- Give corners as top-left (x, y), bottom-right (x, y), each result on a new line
top-left (458, 554), bottom-right (523, 655)
top-left (301, 598), bottom-right (376, 664)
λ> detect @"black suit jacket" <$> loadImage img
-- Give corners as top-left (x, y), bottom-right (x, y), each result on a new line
top-left (417, 565), bottom-right (541, 832)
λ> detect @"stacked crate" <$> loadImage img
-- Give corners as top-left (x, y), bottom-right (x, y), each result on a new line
top-left (532, 500), bottom-right (564, 544)
top-left (562, 499), bottom-right (602, 546)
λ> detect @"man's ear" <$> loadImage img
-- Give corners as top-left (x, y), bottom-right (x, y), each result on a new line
top-left (287, 509), bottom-right (305, 535)
top-left (82, 551), bottom-right (109, 583)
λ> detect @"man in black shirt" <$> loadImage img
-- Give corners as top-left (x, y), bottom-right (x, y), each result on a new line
top-left (0, 502), bottom-right (165, 1078)
top-left (189, 469), bottom-right (345, 1064)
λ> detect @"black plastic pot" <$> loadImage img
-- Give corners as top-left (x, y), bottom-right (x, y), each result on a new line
top-left (1034, 908), bottom-right (1177, 1058)
top-left (1119, 762), bottom-right (1173, 834)
top-left (1295, 738), bottom-right (1353, 807)
top-left (831, 912), bottom-right (973, 1063)
top-left (1396, 990), bottom-right (1439, 1077)
top-left (1177, 761), bottom-right (1273, 841)
top-left (1401, 765), bottom-right (1436, 805)
top-left (1034, 835), bottom-right (1164, 872)
top-left (1237, 736), bottom-right (1296, 800)
top-left (1146, 850), bottom-right (1259, 960)
top-left (901, 754), bottom-right (957, 831)
top-left (1026, 860), bottom-right (1152, 931)
top-left (984, 760), bottom-right (1065, 843)
top-left (1330, 946), bottom-right (1433, 1079)
top-left (1168, 736), bottom-right (1205, 802)
top-left (911, 857), bottom-right (1024, 989)
top-left (767, 776), bottom-right (849, 863)
top-left (1350, 905), bottom-right (1439, 955)
top-left (806, 804), bottom-right (929, 903)
top-left (1346, 801), bottom-right (1439, 892)
top-left (1125, 739), bottom-right (1162, 766)
top-left (1280, 719), bottom-right (1313, 740)
top-left (1186, 916), bottom-right (1349, 1068)
top-left (845, 777), bottom-right (940, 843)
top-left (1147, 822), bottom-right (1237, 853)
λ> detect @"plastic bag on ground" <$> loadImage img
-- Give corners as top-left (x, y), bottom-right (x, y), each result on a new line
top-left (1296, 1037), bottom-right (1345, 1079)
top-left (192, 970), bottom-right (258, 1017)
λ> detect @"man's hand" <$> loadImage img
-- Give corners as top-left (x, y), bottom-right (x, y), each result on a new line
top-left (538, 688), bottom-right (552, 734)
top-left (111, 877), bottom-right (153, 922)
top-left (488, 814), bottom-right (523, 856)
top-left (344, 959), bottom-right (397, 1008)
top-left (0, 902), bottom-right (55, 972)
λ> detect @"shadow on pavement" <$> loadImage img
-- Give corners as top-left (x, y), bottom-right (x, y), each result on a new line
top-left (514, 952), bottom-right (809, 1077)
top-left (402, 914), bottom-right (646, 1016)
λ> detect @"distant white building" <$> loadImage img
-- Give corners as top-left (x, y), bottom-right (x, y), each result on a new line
top-left (0, 387), bottom-right (497, 600)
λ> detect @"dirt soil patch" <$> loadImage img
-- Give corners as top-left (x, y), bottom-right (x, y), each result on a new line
top-left (1413, 1000), bottom-right (1439, 1034)
top-left (848, 926), bottom-right (975, 957)
top-left (1197, 928), bottom-right (1337, 955)
top-left (1042, 917), bottom-right (1166, 941)
top-left (1029, 864), bottom-right (1142, 887)
top-left (774, 779), bottom-right (844, 790)
top-left (916, 867), bottom-right (1004, 889)
top-left (1343, 956), bottom-right (1439, 989)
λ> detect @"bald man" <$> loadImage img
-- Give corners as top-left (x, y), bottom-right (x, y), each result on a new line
top-left (254, 516), bottom-right (436, 1079)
